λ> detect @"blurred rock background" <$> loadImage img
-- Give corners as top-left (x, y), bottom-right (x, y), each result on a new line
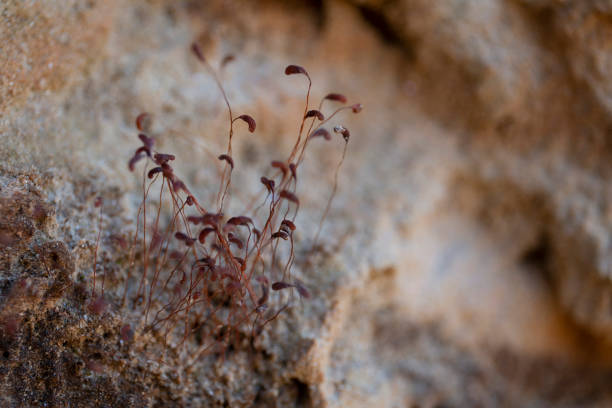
top-left (1, 0), bottom-right (612, 406)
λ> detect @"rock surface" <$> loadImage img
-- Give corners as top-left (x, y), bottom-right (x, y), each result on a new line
top-left (1, 0), bottom-right (612, 406)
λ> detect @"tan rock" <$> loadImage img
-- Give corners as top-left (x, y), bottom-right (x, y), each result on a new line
top-left (2, 0), bottom-right (612, 406)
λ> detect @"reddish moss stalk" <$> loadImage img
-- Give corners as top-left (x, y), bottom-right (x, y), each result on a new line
top-left (104, 44), bottom-right (361, 360)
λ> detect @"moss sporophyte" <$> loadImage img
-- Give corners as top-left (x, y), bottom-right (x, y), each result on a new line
top-left (90, 42), bottom-right (362, 363)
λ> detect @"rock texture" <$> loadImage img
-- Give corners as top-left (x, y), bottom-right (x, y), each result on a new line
top-left (1, 0), bottom-right (612, 406)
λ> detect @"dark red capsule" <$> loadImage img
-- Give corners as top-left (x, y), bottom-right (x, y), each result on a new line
top-left (253, 228), bottom-right (261, 242)
top-left (260, 177), bottom-right (275, 194)
top-left (235, 114), bottom-right (256, 132)
top-left (135, 113), bottom-right (152, 132)
top-left (281, 219), bottom-right (296, 231)
top-left (227, 216), bottom-right (252, 226)
top-left (191, 43), bottom-right (205, 62)
top-left (128, 153), bottom-right (145, 171)
top-left (148, 167), bottom-right (163, 179)
top-left (294, 280), bottom-right (310, 299)
top-left (279, 190), bottom-right (299, 205)
top-left (271, 282), bottom-right (293, 291)
top-left (271, 231), bottom-right (289, 240)
top-left (153, 153), bottom-right (175, 165)
top-left (202, 213), bottom-right (223, 226)
top-left (285, 65), bottom-right (309, 78)
top-left (271, 161), bottom-right (289, 175)
top-left (198, 227), bottom-right (215, 244)
top-left (304, 110), bottom-right (324, 121)
top-left (218, 154), bottom-right (234, 169)
top-left (309, 128), bottom-right (331, 141)
top-left (187, 215), bottom-right (203, 224)
top-left (333, 125), bottom-right (350, 142)
top-left (221, 54), bottom-right (235, 68)
top-left (257, 284), bottom-right (269, 307)
top-left (228, 233), bottom-right (244, 249)
top-left (324, 93), bottom-right (347, 104)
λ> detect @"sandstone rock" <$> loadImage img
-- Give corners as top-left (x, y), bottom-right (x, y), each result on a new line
top-left (1, 0), bottom-right (612, 406)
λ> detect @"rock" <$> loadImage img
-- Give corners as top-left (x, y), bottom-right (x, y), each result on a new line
top-left (0, 0), bottom-right (117, 113)
top-left (1, 0), bottom-right (612, 406)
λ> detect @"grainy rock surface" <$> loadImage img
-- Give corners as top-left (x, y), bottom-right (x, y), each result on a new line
top-left (1, 0), bottom-right (612, 406)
